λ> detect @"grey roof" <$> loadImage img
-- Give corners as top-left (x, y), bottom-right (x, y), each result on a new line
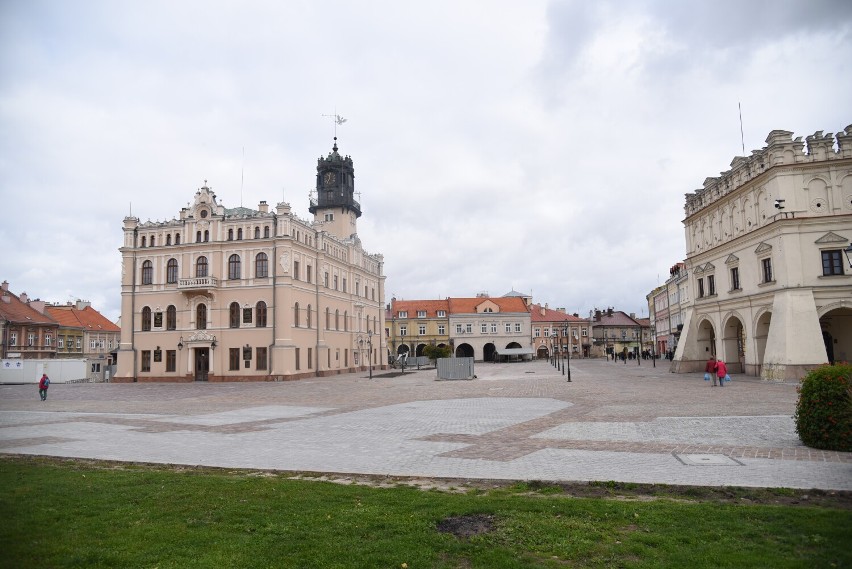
top-left (224, 206), bottom-right (258, 217)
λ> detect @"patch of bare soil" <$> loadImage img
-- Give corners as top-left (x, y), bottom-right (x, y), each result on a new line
top-left (436, 514), bottom-right (495, 538)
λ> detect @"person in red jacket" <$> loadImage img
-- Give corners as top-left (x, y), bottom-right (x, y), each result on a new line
top-left (715, 359), bottom-right (728, 388)
top-left (704, 356), bottom-right (717, 386)
top-left (38, 373), bottom-right (50, 401)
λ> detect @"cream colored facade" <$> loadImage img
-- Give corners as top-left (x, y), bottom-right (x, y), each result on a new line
top-left (672, 126), bottom-right (852, 380)
top-left (116, 142), bottom-right (386, 382)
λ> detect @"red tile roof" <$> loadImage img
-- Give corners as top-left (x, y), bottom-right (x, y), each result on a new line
top-left (45, 305), bottom-right (120, 332)
top-left (448, 296), bottom-right (529, 314)
top-left (389, 299), bottom-right (449, 318)
top-left (0, 290), bottom-right (56, 325)
top-left (528, 303), bottom-right (587, 323)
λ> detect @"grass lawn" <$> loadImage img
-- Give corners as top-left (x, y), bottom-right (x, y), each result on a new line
top-left (1, 456), bottom-right (850, 568)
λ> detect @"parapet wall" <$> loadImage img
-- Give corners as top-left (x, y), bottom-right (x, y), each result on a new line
top-left (684, 125), bottom-right (852, 217)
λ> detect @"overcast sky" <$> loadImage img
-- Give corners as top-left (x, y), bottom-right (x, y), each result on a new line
top-left (1, 0), bottom-right (850, 322)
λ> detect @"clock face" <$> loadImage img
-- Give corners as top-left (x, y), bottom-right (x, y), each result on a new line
top-left (323, 172), bottom-right (336, 185)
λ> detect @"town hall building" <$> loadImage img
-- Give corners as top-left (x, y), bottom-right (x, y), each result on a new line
top-left (115, 138), bottom-right (387, 382)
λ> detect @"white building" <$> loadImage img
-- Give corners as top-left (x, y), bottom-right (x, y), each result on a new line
top-left (672, 125), bottom-right (852, 380)
top-left (115, 139), bottom-right (386, 382)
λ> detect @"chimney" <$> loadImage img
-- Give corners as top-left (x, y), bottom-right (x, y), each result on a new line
top-left (29, 299), bottom-right (46, 314)
top-left (76, 299), bottom-right (91, 310)
top-left (19, 292), bottom-right (28, 303)
top-left (607, 308), bottom-right (613, 317)
top-left (1, 280), bottom-right (8, 292)
top-left (258, 200), bottom-right (269, 213)
top-left (594, 310), bottom-right (601, 321)
top-left (573, 313), bottom-right (579, 318)
top-left (629, 313), bottom-right (636, 319)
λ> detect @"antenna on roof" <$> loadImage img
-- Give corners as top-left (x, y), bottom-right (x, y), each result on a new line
top-left (322, 108), bottom-right (348, 139)
top-left (738, 101), bottom-right (745, 155)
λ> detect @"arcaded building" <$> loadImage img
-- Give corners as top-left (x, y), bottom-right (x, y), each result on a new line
top-left (672, 125), bottom-right (852, 380)
top-left (115, 139), bottom-right (386, 382)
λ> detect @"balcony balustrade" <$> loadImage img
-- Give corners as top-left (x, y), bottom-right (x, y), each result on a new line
top-left (178, 276), bottom-right (219, 292)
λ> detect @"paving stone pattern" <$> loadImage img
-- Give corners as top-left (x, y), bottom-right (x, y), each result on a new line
top-left (1, 359), bottom-right (850, 490)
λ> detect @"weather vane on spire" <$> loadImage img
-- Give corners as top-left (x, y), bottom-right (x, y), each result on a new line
top-left (322, 109), bottom-right (348, 139)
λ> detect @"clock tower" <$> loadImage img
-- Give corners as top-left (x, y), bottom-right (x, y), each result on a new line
top-left (310, 137), bottom-right (362, 239)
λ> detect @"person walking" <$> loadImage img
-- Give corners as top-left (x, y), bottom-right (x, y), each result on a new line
top-left (704, 356), bottom-right (717, 386)
top-left (38, 373), bottom-right (50, 401)
top-left (715, 359), bottom-right (728, 388)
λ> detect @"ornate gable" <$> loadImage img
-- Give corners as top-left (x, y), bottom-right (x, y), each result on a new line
top-left (754, 242), bottom-right (773, 255)
top-left (725, 254), bottom-right (739, 265)
top-left (814, 231), bottom-right (848, 244)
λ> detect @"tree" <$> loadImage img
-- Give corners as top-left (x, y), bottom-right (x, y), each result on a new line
top-left (423, 344), bottom-right (451, 366)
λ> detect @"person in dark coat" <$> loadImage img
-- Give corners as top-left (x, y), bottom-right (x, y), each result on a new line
top-left (38, 373), bottom-right (50, 401)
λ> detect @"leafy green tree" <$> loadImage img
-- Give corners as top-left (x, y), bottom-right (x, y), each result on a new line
top-left (423, 344), bottom-right (451, 366)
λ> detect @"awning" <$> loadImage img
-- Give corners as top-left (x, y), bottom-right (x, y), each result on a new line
top-left (494, 348), bottom-right (534, 356)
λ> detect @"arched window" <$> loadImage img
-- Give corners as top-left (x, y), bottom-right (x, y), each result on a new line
top-left (255, 252), bottom-right (268, 278)
top-left (166, 258), bottom-right (178, 284)
top-left (175, 234), bottom-right (181, 245)
top-left (335, 309), bottom-right (340, 330)
top-left (141, 306), bottom-right (152, 331)
top-left (294, 302), bottom-right (300, 327)
top-left (254, 227), bottom-right (260, 239)
top-left (166, 234), bottom-right (171, 246)
top-left (256, 301), bottom-right (267, 327)
top-left (196, 231), bottom-right (201, 243)
top-left (150, 236), bottom-right (155, 247)
top-left (166, 305), bottom-right (176, 330)
top-left (141, 236), bottom-right (147, 248)
top-left (229, 302), bottom-right (240, 328)
top-left (307, 304), bottom-right (312, 329)
top-left (204, 230), bottom-right (209, 242)
top-left (196, 256), bottom-right (208, 278)
top-left (196, 304), bottom-right (207, 329)
top-left (228, 254), bottom-right (241, 280)
top-left (237, 228), bottom-right (243, 240)
top-left (228, 228), bottom-right (233, 241)
top-left (264, 226), bottom-right (270, 238)
top-left (141, 260), bottom-right (153, 285)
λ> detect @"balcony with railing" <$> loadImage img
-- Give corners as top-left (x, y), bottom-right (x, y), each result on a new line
top-left (178, 276), bottom-right (219, 292)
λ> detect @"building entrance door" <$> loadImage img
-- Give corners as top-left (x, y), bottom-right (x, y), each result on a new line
top-left (195, 348), bottom-right (209, 381)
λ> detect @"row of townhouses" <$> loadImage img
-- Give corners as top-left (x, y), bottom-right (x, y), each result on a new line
top-left (387, 294), bottom-right (652, 363)
top-left (647, 124), bottom-right (852, 381)
top-left (0, 281), bottom-right (120, 381)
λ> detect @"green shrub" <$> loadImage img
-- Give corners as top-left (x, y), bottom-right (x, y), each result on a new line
top-left (794, 364), bottom-right (852, 451)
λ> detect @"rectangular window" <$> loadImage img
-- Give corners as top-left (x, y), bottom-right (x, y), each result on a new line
top-left (58, 337), bottom-right (64, 348)
top-left (544, 328), bottom-right (550, 337)
top-left (141, 350), bottom-right (151, 372)
top-left (481, 323), bottom-right (488, 333)
top-left (398, 311), bottom-right (407, 318)
top-left (45, 334), bottom-right (52, 347)
top-left (762, 258), bottom-right (773, 283)
top-left (730, 267), bottom-right (740, 290)
top-left (582, 328), bottom-right (588, 337)
top-left (456, 324), bottom-right (463, 334)
top-left (342, 278), bottom-right (347, 292)
top-left (437, 310), bottom-right (446, 317)
top-left (822, 250), bottom-right (844, 276)
top-left (243, 308), bottom-right (252, 324)
top-left (307, 265), bottom-right (312, 283)
top-left (76, 338), bottom-right (81, 349)
top-left (91, 363), bottom-right (101, 373)
top-left (438, 325), bottom-right (445, 335)
top-left (465, 323), bottom-right (472, 333)
top-left (417, 310), bottom-right (426, 318)
top-left (166, 350), bottom-right (176, 372)
top-left (515, 323), bottom-right (521, 333)
top-left (256, 347), bottom-right (267, 370)
top-left (697, 277), bottom-right (705, 298)
top-left (28, 333), bottom-right (35, 346)
top-left (324, 272), bottom-right (329, 287)
top-left (505, 323), bottom-right (512, 333)
top-left (707, 275), bottom-right (716, 296)
top-left (334, 275), bottom-right (338, 290)
top-left (307, 347), bottom-right (313, 369)
top-left (491, 323), bottom-right (497, 333)
top-left (534, 328), bottom-right (540, 337)
top-left (295, 347), bottom-right (301, 371)
top-left (418, 325), bottom-right (426, 335)
top-left (9, 332), bottom-right (16, 346)
top-left (229, 348), bottom-right (240, 371)
top-left (400, 325), bottom-right (407, 336)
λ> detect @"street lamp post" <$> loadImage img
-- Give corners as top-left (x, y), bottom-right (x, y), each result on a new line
top-left (556, 328), bottom-right (561, 371)
top-left (563, 323), bottom-right (571, 382)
